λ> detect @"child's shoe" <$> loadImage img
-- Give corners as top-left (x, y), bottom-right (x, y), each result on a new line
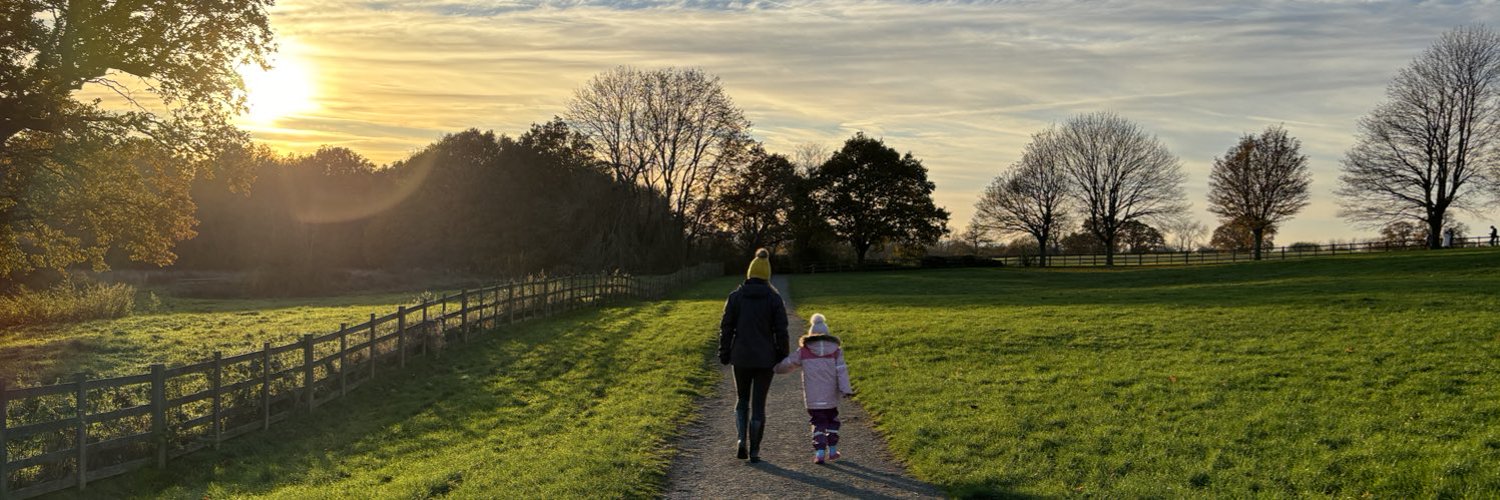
top-left (813, 449), bottom-right (827, 464)
top-left (827, 445), bottom-right (841, 461)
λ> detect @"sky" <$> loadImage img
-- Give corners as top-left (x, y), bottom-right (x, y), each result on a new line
top-left (239, 0), bottom-right (1500, 245)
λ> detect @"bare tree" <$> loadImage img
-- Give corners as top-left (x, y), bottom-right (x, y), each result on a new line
top-left (791, 142), bottom-right (830, 174)
top-left (973, 128), bottom-right (1070, 266)
top-left (1053, 112), bottom-right (1188, 266)
top-left (1207, 125), bottom-right (1312, 260)
top-left (565, 66), bottom-right (752, 243)
top-left (1338, 25), bottom-right (1500, 249)
top-left (1161, 217), bottom-right (1208, 252)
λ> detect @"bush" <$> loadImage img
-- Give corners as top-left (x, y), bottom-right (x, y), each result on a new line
top-left (0, 282), bottom-right (137, 327)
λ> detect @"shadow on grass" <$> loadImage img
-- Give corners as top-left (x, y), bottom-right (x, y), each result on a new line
top-left (47, 299), bottom-right (669, 499)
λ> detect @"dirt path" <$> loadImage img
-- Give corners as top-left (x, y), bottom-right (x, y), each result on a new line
top-left (665, 276), bottom-right (943, 499)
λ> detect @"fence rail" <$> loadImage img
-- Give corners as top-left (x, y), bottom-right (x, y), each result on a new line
top-left (796, 236), bottom-right (1496, 273)
top-left (0, 264), bottom-right (720, 499)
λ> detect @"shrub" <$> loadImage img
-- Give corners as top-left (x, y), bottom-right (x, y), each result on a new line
top-left (0, 282), bottom-right (137, 327)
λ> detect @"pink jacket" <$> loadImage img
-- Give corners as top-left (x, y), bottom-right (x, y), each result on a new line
top-left (774, 335), bottom-right (852, 410)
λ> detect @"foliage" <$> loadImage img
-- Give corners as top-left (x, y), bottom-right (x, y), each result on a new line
top-left (63, 278), bottom-right (735, 499)
top-left (171, 120), bottom-right (689, 284)
top-left (0, 0), bottom-right (275, 280)
top-left (813, 132), bottom-right (950, 264)
top-left (1208, 125), bottom-right (1312, 260)
top-left (1210, 217), bottom-right (1278, 252)
top-left (1052, 112), bottom-right (1188, 266)
top-left (1338, 25), bottom-right (1500, 249)
top-left (1117, 219), bottom-right (1166, 253)
top-left (793, 250), bottom-right (1500, 497)
top-left (973, 128), bottom-right (1070, 266)
top-left (565, 66), bottom-right (752, 243)
top-left (0, 281), bottom-right (135, 328)
top-left (2, 135), bottom-right (201, 281)
top-left (712, 145), bottom-right (800, 254)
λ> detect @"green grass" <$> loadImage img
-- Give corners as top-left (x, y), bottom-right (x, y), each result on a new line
top-left (0, 290), bottom-right (434, 385)
top-left (55, 277), bottom-right (735, 499)
top-left (791, 249), bottom-right (1500, 497)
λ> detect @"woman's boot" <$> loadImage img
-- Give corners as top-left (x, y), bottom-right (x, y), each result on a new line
top-left (735, 407), bottom-right (749, 459)
top-left (747, 419), bottom-right (765, 463)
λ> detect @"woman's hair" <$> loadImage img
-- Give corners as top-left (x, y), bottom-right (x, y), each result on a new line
top-left (755, 248), bottom-right (769, 259)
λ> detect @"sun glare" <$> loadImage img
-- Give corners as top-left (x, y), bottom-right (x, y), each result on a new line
top-left (240, 54), bottom-right (317, 124)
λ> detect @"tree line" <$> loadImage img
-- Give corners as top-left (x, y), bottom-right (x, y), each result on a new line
top-left (972, 25), bottom-right (1500, 262)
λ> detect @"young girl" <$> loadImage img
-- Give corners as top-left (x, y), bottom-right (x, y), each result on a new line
top-left (774, 313), bottom-right (853, 464)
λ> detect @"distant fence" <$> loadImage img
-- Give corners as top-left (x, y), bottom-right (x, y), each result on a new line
top-left (0, 264), bottom-right (720, 499)
top-left (995, 236), bottom-right (1495, 267)
top-left (790, 236), bottom-right (1497, 273)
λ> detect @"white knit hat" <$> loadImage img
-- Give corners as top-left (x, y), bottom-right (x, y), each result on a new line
top-left (809, 313), bottom-right (829, 334)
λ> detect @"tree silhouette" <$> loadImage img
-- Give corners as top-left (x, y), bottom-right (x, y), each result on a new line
top-left (1207, 125), bottom-right (1312, 260)
top-left (1338, 25), bottom-right (1500, 249)
top-left (814, 133), bottom-right (949, 264)
top-left (1053, 112), bottom-right (1187, 266)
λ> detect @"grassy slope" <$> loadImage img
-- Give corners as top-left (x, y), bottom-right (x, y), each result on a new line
top-left (0, 291), bottom-right (432, 385)
top-left (47, 277), bottom-right (735, 499)
top-left (791, 249), bottom-right (1500, 497)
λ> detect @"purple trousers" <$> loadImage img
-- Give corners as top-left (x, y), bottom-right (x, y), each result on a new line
top-left (808, 408), bottom-right (841, 450)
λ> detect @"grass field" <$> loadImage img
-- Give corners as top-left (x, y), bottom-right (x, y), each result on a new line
top-left (791, 249), bottom-right (1500, 497)
top-left (0, 291), bottom-right (434, 385)
top-left (50, 277), bottom-right (735, 499)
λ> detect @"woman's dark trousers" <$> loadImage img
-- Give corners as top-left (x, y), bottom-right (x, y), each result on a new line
top-left (733, 366), bottom-right (774, 460)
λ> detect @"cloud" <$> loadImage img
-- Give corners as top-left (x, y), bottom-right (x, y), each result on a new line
top-left (252, 0), bottom-right (1500, 243)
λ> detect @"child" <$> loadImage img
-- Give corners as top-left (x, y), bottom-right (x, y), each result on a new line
top-left (774, 313), bottom-right (854, 464)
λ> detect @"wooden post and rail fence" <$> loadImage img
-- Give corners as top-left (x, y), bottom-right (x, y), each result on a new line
top-left (0, 264), bottom-right (720, 499)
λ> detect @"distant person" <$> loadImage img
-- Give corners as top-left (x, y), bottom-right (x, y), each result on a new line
top-left (1443, 227), bottom-right (1455, 248)
top-left (775, 313), bottom-right (854, 465)
top-left (1490, 225), bottom-right (1497, 247)
top-left (718, 248), bottom-right (789, 463)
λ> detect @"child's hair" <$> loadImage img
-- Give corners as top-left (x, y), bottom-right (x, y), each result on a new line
top-left (809, 313), bottom-right (828, 334)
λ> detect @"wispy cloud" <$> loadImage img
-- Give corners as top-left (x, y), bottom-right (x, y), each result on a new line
top-left (254, 0), bottom-right (1500, 242)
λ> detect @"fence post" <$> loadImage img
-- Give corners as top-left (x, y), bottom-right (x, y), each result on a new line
top-left (507, 283), bottom-right (517, 324)
top-left (460, 290), bottom-right (469, 337)
top-left (302, 335), bottom-right (315, 411)
top-left (339, 324), bottom-right (349, 397)
top-left (368, 314), bottom-right (377, 380)
top-left (397, 306), bottom-right (407, 368)
top-left (2, 378), bottom-right (9, 499)
top-left (420, 302), bottom-right (429, 356)
top-left (261, 342), bottom-right (271, 430)
top-left (211, 351), bottom-right (223, 449)
top-left (74, 373), bottom-right (88, 491)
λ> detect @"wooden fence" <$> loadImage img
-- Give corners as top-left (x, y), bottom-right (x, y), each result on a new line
top-left (0, 264), bottom-right (721, 499)
top-left (995, 236), bottom-right (1494, 267)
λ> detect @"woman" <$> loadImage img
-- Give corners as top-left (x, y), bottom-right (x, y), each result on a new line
top-left (718, 248), bottom-right (789, 463)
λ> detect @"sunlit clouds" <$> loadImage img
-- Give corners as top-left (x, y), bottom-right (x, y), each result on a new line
top-left (250, 0), bottom-right (1500, 243)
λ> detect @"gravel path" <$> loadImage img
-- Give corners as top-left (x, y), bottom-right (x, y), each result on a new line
top-left (664, 276), bottom-right (943, 499)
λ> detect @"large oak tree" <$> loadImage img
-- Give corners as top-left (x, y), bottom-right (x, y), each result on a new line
top-left (814, 133), bottom-right (949, 264)
top-left (1, 0), bottom-right (275, 280)
top-left (1053, 112), bottom-right (1187, 266)
top-left (973, 128), bottom-right (1070, 266)
top-left (1338, 25), bottom-right (1500, 249)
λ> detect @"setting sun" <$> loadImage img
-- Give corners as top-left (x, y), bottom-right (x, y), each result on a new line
top-left (240, 54), bottom-right (316, 124)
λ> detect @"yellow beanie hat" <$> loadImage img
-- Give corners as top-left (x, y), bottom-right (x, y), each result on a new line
top-left (746, 248), bottom-right (772, 280)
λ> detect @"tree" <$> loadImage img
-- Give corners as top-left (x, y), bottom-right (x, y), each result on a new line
top-left (814, 133), bottom-right (950, 264)
top-left (1118, 220), bottom-right (1166, 253)
top-left (1, 0), bottom-right (275, 280)
top-left (1338, 25), bottom-right (1500, 249)
top-left (1207, 125), bottom-right (1312, 260)
top-left (564, 66), bottom-right (751, 244)
top-left (955, 224), bottom-right (993, 255)
top-left (1161, 217), bottom-right (1208, 252)
top-left (1059, 231), bottom-right (1104, 255)
top-left (1053, 112), bottom-right (1188, 266)
top-left (1210, 217), bottom-right (1277, 252)
top-left (972, 129), bottom-right (1070, 266)
top-left (713, 146), bottom-right (800, 254)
